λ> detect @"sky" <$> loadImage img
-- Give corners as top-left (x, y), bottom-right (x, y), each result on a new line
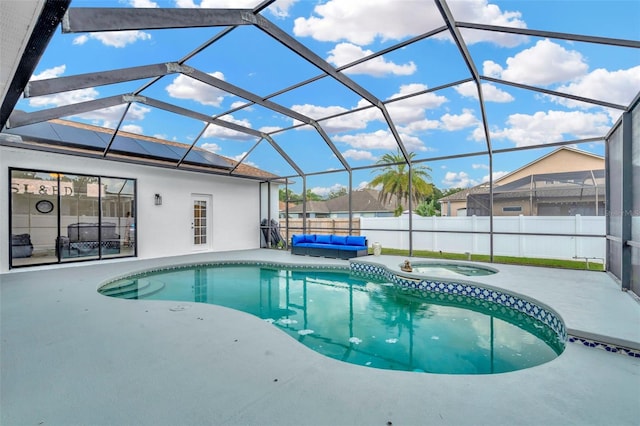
top-left (15, 0), bottom-right (640, 197)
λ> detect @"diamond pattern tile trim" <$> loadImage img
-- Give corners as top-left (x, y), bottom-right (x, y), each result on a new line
top-left (349, 261), bottom-right (568, 342)
top-left (568, 336), bottom-right (640, 358)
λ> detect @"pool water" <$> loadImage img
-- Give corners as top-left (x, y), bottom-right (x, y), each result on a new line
top-left (100, 265), bottom-right (563, 374)
top-left (409, 262), bottom-right (496, 277)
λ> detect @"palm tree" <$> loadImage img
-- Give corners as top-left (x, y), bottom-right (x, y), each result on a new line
top-left (368, 150), bottom-right (433, 214)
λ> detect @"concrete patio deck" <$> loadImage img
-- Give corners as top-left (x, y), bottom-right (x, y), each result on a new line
top-left (1, 249), bottom-right (639, 426)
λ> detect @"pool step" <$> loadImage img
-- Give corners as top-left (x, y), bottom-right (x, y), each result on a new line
top-left (100, 279), bottom-right (165, 299)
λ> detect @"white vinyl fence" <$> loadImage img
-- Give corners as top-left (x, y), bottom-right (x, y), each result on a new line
top-left (361, 215), bottom-right (605, 263)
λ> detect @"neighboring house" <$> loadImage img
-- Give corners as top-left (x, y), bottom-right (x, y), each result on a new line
top-left (285, 189), bottom-right (397, 218)
top-left (439, 147), bottom-right (605, 216)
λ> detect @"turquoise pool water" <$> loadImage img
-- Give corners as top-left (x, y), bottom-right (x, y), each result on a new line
top-left (409, 262), bottom-right (497, 277)
top-left (99, 264), bottom-right (563, 374)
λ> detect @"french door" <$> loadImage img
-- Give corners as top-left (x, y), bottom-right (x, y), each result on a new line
top-left (191, 194), bottom-right (211, 250)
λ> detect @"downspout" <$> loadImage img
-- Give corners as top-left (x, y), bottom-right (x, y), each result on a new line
top-left (302, 176), bottom-right (307, 234)
top-left (348, 171), bottom-right (353, 235)
top-left (408, 163), bottom-right (413, 256)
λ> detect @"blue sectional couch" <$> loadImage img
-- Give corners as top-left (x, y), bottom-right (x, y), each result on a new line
top-left (291, 234), bottom-right (368, 259)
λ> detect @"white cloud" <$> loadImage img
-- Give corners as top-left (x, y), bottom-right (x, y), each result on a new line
top-left (488, 110), bottom-right (611, 147)
top-left (121, 124), bottom-right (144, 134)
top-left (484, 39), bottom-right (588, 86)
top-left (232, 152), bottom-right (257, 167)
top-left (291, 103), bottom-right (378, 133)
top-left (440, 109), bottom-right (479, 131)
top-left (398, 118), bottom-right (440, 134)
top-left (200, 142), bottom-right (220, 153)
top-left (355, 181), bottom-right (369, 190)
top-left (334, 129), bottom-right (426, 152)
top-left (327, 43), bottom-right (416, 76)
top-left (175, 0), bottom-right (296, 17)
top-left (342, 149), bottom-right (376, 161)
top-left (231, 100), bottom-right (251, 109)
top-left (202, 115), bottom-right (257, 141)
top-left (73, 31), bottom-right (152, 48)
top-left (442, 171), bottom-right (478, 188)
top-left (553, 66), bottom-right (640, 108)
top-left (293, 0), bottom-right (526, 47)
top-left (72, 35), bottom-right (89, 46)
top-left (27, 87), bottom-right (98, 108)
top-left (386, 84), bottom-right (448, 125)
top-left (259, 125), bottom-right (283, 133)
top-left (483, 60), bottom-right (503, 78)
top-left (455, 81), bottom-right (514, 103)
top-left (76, 104), bottom-right (151, 129)
top-left (291, 104), bottom-right (348, 121)
top-left (28, 66), bottom-right (96, 107)
top-left (482, 171), bottom-right (509, 182)
top-left (130, 0), bottom-right (158, 6)
top-left (31, 65), bottom-right (66, 81)
top-left (165, 72), bottom-right (227, 107)
top-left (310, 183), bottom-right (346, 197)
top-left (472, 163), bottom-right (489, 170)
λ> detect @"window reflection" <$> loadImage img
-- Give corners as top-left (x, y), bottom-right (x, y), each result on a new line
top-left (10, 169), bottom-right (136, 268)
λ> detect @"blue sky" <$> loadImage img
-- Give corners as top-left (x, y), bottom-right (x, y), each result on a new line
top-left (16, 0), bottom-right (640, 196)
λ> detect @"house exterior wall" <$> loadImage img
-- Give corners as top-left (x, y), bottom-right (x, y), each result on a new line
top-left (440, 149), bottom-right (606, 216)
top-left (497, 150), bottom-right (604, 185)
top-left (1, 146), bottom-right (261, 272)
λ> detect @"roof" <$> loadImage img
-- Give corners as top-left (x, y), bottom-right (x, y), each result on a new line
top-left (3, 117), bottom-right (278, 180)
top-left (439, 147), bottom-right (605, 202)
top-left (1, 1), bottom-right (638, 187)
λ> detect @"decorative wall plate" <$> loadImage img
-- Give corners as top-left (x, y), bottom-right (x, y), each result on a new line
top-left (35, 200), bottom-right (54, 214)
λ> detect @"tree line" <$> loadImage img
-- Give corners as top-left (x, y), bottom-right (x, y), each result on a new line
top-left (279, 150), bottom-right (464, 216)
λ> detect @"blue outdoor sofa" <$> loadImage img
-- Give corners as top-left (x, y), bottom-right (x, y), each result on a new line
top-left (291, 234), bottom-right (368, 259)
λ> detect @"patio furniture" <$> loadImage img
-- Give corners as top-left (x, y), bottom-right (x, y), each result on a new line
top-left (291, 234), bottom-right (368, 259)
top-left (56, 222), bottom-right (121, 258)
top-left (11, 233), bottom-right (34, 258)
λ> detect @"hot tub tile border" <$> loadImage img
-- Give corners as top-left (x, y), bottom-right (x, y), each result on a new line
top-left (349, 261), bottom-right (640, 359)
top-left (350, 262), bottom-right (569, 341)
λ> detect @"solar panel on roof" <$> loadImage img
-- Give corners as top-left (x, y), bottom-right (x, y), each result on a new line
top-left (134, 138), bottom-right (182, 161)
top-left (5, 122), bottom-right (65, 144)
top-left (110, 135), bottom-right (153, 156)
top-left (164, 143), bottom-right (188, 158)
top-left (49, 122), bottom-right (108, 149)
top-left (184, 149), bottom-right (232, 169)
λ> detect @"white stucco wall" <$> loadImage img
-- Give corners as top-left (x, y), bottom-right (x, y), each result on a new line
top-left (1, 146), bottom-right (264, 272)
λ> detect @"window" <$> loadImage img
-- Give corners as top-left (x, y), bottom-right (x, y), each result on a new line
top-left (9, 168), bottom-right (136, 268)
top-left (503, 206), bottom-right (522, 212)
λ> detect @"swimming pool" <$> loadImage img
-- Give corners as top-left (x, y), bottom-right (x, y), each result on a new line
top-left (99, 263), bottom-right (565, 374)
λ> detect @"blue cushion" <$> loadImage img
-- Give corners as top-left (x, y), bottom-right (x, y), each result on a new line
top-left (316, 234), bottom-right (331, 244)
top-left (331, 235), bottom-right (347, 245)
top-left (307, 243), bottom-right (339, 249)
top-left (341, 245), bottom-right (366, 251)
top-left (297, 234), bottom-right (315, 243)
top-left (346, 235), bottom-right (366, 247)
top-left (292, 235), bottom-right (305, 245)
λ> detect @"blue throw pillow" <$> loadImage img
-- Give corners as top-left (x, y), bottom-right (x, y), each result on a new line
top-left (292, 235), bottom-right (305, 245)
top-left (331, 235), bottom-right (347, 245)
top-left (316, 234), bottom-right (331, 244)
top-left (303, 234), bottom-right (316, 243)
top-left (346, 235), bottom-right (365, 246)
